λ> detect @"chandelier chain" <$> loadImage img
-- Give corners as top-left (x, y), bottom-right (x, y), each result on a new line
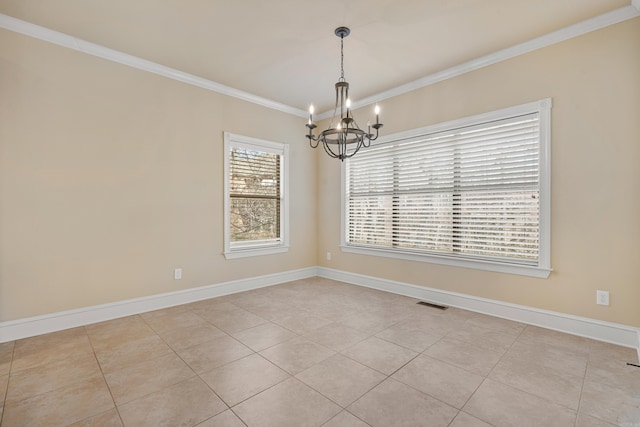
top-left (340, 35), bottom-right (345, 82)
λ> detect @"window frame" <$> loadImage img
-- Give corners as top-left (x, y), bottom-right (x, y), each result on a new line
top-left (341, 99), bottom-right (552, 278)
top-left (223, 132), bottom-right (289, 259)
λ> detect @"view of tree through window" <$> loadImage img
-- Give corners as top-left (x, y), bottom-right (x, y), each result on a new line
top-left (229, 147), bottom-right (281, 242)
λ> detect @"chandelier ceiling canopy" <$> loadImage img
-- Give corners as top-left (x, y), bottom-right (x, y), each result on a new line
top-left (306, 27), bottom-right (383, 161)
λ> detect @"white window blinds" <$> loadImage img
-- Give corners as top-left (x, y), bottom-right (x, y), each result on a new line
top-left (346, 112), bottom-right (542, 266)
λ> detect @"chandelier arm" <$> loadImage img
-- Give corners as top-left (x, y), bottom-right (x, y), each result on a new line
top-left (306, 123), bottom-right (319, 148)
top-left (322, 141), bottom-right (340, 159)
top-left (368, 124), bottom-right (383, 141)
top-left (339, 84), bottom-right (346, 125)
top-left (333, 88), bottom-right (340, 129)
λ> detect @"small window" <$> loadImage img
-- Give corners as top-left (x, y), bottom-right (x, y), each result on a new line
top-left (342, 99), bottom-right (551, 278)
top-left (224, 132), bottom-right (289, 259)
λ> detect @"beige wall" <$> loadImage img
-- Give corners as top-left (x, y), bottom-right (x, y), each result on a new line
top-left (318, 18), bottom-right (640, 327)
top-left (0, 29), bottom-right (317, 322)
top-left (2, 18), bottom-right (639, 329)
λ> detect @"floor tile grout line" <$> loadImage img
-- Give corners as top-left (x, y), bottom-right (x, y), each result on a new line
top-left (294, 358), bottom-right (387, 410)
top-left (481, 324), bottom-right (586, 417)
top-left (227, 407), bottom-right (250, 427)
top-left (300, 322), bottom-right (371, 351)
top-left (0, 342), bottom-right (16, 427)
top-left (92, 315), bottom-right (205, 413)
top-left (378, 374), bottom-right (462, 421)
top-left (172, 305), bottom-right (306, 411)
top-left (224, 373), bottom-right (291, 409)
top-left (448, 411), bottom-right (498, 427)
top-left (141, 307), bottom-right (232, 350)
top-left (341, 409), bottom-right (374, 427)
top-left (449, 321), bottom-right (530, 427)
top-left (421, 335), bottom-right (505, 378)
top-left (481, 322), bottom-right (527, 379)
top-left (335, 346), bottom-right (394, 377)
top-left (186, 371), bottom-right (234, 423)
top-left (267, 315), bottom-right (333, 337)
top-left (228, 321), bottom-right (302, 352)
top-left (572, 340), bottom-right (594, 427)
top-left (368, 320), bottom-right (436, 353)
top-left (416, 334), bottom-right (492, 379)
top-left (83, 324), bottom-right (127, 427)
top-left (573, 342), bottom-right (631, 427)
top-left (5, 326), bottom-right (129, 425)
top-left (2, 335), bottom-right (108, 417)
top-left (143, 302), bottom-right (258, 418)
top-left (195, 351), bottom-right (292, 410)
top-left (331, 348), bottom-right (436, 409)
top-left (383, 338), bottom-right (468, 411)
top-left (146, 306), bottom-right (259, 357)
top-left (113, 373), bottom-right (201, 413)
top-left (321, 409), bottom-right (373, 427)
top-left (467, 353), bottom-right (582, 424)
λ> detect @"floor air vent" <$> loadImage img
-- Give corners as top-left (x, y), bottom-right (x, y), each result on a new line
top-left (416, 301), bottom-right (448, 310)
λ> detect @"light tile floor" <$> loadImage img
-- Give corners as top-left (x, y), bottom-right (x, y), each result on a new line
top-left (0, 277), bottom-right (638, 426)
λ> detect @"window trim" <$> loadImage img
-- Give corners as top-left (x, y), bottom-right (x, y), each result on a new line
top-left (340, 99), bottom-right (552, 278)
top-left (223, 132), bottom-right (289, 259)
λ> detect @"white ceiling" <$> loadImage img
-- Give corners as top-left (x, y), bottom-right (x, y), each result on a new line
top-left (0, 0), bottom-right (635, 114)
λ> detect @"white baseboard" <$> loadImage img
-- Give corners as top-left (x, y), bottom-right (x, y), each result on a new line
top-left (0, 267), bottom-right (317, 343)
top-left (2, 266), bottom-right (639, 363)
top-left (317, 267), bottom-right (640, 359)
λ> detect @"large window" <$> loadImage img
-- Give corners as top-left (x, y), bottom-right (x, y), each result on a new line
top-left (224, 132), bottom-right (289, 259)
top-left (343, 99), bottom-right (551, 278)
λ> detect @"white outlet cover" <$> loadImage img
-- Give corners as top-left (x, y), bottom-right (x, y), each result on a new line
top-left (596, 290), bottom-right (609, 306)
top-left (174, 268), bottom-right (182, 280)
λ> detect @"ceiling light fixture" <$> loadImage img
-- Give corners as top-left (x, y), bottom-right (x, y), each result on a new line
top-left (306, 27), bottom-right (383, 161)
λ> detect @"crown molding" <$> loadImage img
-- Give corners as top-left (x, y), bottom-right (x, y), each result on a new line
top-left (1, 4), bottom-right (638, 120)
top-left (345, 4), bottom-right (640, 116)
top-left (0, 13), bottom-right (309, 118)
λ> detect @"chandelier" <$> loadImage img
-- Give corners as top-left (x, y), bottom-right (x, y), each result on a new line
top-left (306, 27), bottom-right (383, 161)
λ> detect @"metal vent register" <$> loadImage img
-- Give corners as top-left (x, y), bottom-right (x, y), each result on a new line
top-left (416, 301), bottom-right (448, 310)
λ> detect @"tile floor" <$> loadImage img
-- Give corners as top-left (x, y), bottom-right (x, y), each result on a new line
top-left (0, 277), bottom-right (638, 426)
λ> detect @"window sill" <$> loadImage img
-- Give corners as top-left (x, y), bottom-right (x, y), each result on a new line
top-left (340, 245), bottom-right (551, 279)
top-left (224, 245), bottom-right (289, 260)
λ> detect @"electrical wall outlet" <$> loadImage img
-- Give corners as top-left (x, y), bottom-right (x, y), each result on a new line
top-left (326, 252), bottom-right (331, 261)
top-left (596, 290), bottom-right (609, 306)
top-left (174, 268), bottom-right (182, 280)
